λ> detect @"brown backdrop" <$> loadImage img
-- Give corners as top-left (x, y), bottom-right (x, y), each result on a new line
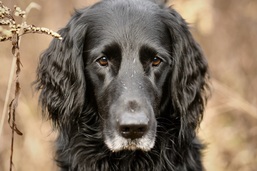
top-left (1, 0), bottom-right (256, 170)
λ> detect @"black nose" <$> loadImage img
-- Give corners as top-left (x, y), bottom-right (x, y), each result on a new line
top-left (118, 112), bottom-right (149, 140)
top-left (120, 124), bottom-right (148, 139)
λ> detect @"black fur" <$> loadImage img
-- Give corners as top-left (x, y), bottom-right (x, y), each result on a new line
top-left (35, 0), bottom-right (209, 170)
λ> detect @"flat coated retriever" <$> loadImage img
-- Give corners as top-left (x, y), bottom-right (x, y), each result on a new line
top-left (35, 0), bottom-right (209, 170)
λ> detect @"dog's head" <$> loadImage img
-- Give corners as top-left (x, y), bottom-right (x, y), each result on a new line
top-left (36, 0), bottom-right (209, 152)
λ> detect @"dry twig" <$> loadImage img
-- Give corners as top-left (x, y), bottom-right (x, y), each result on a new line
top-left (0, 1), bottom-right (62, 171)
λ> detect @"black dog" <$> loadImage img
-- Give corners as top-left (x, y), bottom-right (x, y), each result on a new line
top-left (35, 0), bottom-right (209, 170)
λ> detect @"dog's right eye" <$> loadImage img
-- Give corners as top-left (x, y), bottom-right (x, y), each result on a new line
top-left (152, 56), bottom-right (162, 67)
top-left (97, 56), bottom-right (109, 66)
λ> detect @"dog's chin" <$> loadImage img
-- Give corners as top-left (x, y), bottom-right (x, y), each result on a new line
top-left (104, 132), bottom-right (156, 152)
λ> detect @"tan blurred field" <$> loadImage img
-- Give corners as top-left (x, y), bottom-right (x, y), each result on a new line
top-left (0, 0), bottom-right (256, 171)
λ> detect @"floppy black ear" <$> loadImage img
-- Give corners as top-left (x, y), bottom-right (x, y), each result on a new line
top-left (35, 11), bottom-right (88, 128)
top-left (162, 8), bottom-right (209, 142)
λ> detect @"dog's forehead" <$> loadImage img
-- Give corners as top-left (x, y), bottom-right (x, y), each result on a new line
top-left (86, 0), bottom-right (167, 47)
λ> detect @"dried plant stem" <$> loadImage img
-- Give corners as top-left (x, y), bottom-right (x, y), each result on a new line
top-left (0, 2), bottom-right (62, 170)
top-left (9, 100), bottom-right (15, 171)
top-left (8, 34), bottom-right (23, 171)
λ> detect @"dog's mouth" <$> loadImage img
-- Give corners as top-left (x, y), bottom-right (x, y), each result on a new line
top-left (104, 131), bottom-right (156, 152)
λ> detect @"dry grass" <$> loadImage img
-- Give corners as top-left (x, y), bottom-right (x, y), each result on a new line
top-left (0, 0), bottom-right (256, 171)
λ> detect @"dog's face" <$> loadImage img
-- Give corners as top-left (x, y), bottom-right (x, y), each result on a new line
top-left (36, 0), bottom-right (208, 157)
top-left (84, 1), bottom-right (173, 151)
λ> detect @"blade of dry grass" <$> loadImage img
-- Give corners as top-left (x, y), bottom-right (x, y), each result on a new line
top-left (0, 56), bottom-right (16, 138)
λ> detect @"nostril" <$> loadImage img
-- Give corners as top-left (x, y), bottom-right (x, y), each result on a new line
top-left (120, 126), bottom-right (131, 134)
top-left (138, 126), bottom-right (147, 133)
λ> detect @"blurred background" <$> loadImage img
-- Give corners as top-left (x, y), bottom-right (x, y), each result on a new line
top-left (0, 0), bottom-right (256, 170)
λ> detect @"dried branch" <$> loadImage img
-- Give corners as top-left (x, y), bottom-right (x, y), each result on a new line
top-left (0, 1), bottom-right (62, 171)
top-left (0, 1), bottom-right (62, 42)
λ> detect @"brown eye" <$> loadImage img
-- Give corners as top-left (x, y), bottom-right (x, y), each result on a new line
top-left (152, 56), bottom-right (162, 66)
top-left (97, 56), bottom-right (109, 66)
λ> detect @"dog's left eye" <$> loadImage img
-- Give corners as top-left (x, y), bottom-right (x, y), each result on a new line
top-left (97, 56), bottom-right (109, 66)
top-left (152, 56), bottom-right (162, 67)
